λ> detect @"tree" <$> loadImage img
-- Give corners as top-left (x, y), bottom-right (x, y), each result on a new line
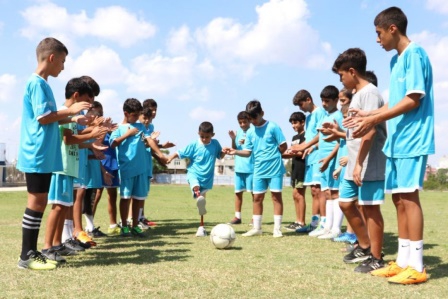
top-left (152, 149), bottom-right (170, 174)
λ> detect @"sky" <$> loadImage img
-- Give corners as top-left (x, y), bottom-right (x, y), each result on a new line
top-left (0, 0), bottom-right (447, 167)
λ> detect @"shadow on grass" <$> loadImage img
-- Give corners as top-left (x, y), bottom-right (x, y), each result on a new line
top-left (427, 261), bottom-right (448, 280)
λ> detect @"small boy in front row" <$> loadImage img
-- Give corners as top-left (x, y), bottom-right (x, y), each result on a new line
top-left (167, 122), bottom-right (225, 237)
top-left (224, 100), bottom-right (287, 238)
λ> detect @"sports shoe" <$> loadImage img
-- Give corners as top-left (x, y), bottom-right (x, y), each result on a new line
top-left (195, 226), bottom-right (207, 237)
top-left (75, 238), bottom-right (91, 249)
top-left (354, 256), bottom-right (386, 273)
top-left (318, 231), bottom-right (340, 240)
top-left (193, 189), bottom-right (201, 198)
top-left (196, 196), bottom-right (207, 216)
top-left (228, 217), bottom-right (242, 225)
top-left (242, 228), bottom-right (262, 237)
top-left (42, 249), bottom-right (66, 265)
top-left (17, 250), bottom-right (56, 270)
top-left (120, 226), bottom-right (132, 237)
top-left (343, 245), bottom-right (371, 264)
top-left (371, 261), bottom-right (405, 278)
top-left (54, 244), bottom-right (77, 256)
top-left (76, 231), bottom-right (97, 246)
top-left (107, 226), bottom-right (121, 236)
top-left (284, 222), bottom-right (300, 231)
top-left (308, 226), bottom-right (327, 237)
top-left (388, 267), bottom-right (428, 284)
top-left (273, 229), bottom-right (283, 238)
top-left (140, 218), bottom-right (157, 228)
top-left (333, 232), bottom-right (357, 244)
top-left (295, 224), bottom-right (316, 233)
top-left (63, 238), bottom-right (86, 251)
top-left (87, 227), bottom-right (107, 238)
top-left (138, 221), bottom-right (149, 230)
top-left (131, 226), bottom-right (145, 238)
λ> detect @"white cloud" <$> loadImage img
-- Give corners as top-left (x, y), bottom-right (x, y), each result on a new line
top-left (95, 88), bottom-right (123, 124)
top-left (0, 74), bottom-right (17, 103)
top-left (426, 0), bottom-right (448, 14)
top-left (189, 106), bottom-right (226, 121)
top-left (166, 25), bottom-right (194, 55)
top-left (20, 2), bottom-right (156, 47)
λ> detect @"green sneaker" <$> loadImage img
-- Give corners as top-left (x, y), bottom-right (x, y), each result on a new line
top-left (131, 226), bottom-right (145, 238)
top-left (107, 226), bottom-right (121, 236)
top-left (17, 250), bottom-right (57, 270)
top-left (120, 226), bottom-right (132, 237)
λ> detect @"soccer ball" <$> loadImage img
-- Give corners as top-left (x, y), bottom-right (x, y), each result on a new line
top-left (210, 224), bottom-right (236, 249)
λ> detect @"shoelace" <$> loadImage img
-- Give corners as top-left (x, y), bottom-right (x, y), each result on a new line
top-left (32, 251), bottom-right (48, 264)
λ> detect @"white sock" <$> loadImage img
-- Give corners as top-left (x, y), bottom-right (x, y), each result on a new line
top-left (109, 224), bottom-right (117, 229)
top-left (62, 220), bottom-right (73, 243)
top-left (319, 216), bottom-right (326, 228)
top-left (331, 200), bottom-right (344, 234)
top-left (84, 214), bottom-right (95, 232)
top-left (273, 215), bottom-right (282, 230)
top-left (324, 200), bottom-right (334, 230)
top-left (253, 215), bottom-right (262, 230)
top-left (409, 240), bottom-right (424, 272)
top-left (235, 212), bottom-right (241, 219)
top-left (396, 238), bottom-right (410, 268)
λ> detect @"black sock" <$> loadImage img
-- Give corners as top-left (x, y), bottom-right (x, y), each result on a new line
top-left (20, 208), bottom-right (43, 260)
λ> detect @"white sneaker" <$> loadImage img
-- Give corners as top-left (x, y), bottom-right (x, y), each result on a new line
top-left (308, 226), bottom-right (327, 237)
top-left (195, 226), bottom-right (207, 237)
top-left (242, 228), bottom-right (262, 237)
top-left (196, 196), bottom-right (207, 216)
top-left (273, 229), bottom-right (283, 238)
top-left (317, 230), bottom-right (340, 240)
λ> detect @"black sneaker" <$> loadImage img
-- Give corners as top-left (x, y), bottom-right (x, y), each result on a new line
top-left (228, 217), bottom-right (242, 225)
top-left (63, 238), bottom-right (85, 252)
top-left (284, 222), bottom-right (301, 231)
top-left (343, 245), bottom-right (371, 264)
top-left (354, 256), bottom-right (386, 273)
top-left (42, 249), bottom-right (66, 264)
top-left (88, 227), bottom-right (107, 238)
top-left (53, 244), bottom-right (77, 256)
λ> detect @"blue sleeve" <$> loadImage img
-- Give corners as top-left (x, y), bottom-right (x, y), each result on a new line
top-left (214, 140), bottom-right (223, 158)
top-left (406, 50), bottom-right (426, 95)
top-left (178, 141), bottom-right (195, 159)
top-left (31, 81), bottom-right (54, 118)
top-left (273, 124), bottom-right (286, 146)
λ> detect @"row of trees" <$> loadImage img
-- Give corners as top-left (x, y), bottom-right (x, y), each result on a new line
top-left (424, 168), bottom-right (448, 190)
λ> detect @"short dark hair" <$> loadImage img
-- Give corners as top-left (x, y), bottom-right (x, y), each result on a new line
top-left (199, 121), bottom-right (214, 134)
top-left (365, 70), bottom-right (378, 87)
top-left (289, 111), bottom-right (306, 123)
top-left (123, 98), bottom-right (142, 114)
top-left (65, 77), bottom-right (94, 99)
top-left (332, 48), bottom-right (367, 76)
top-left (141, 106), bottom-right (154, 118)
top-left (143, 99), bottom-right (157, 109)
top-left (36, 37), bottom-right (68, 62)
top-left (340, 88), bottom-right (353, 101)
top-left (245, 100), bottom-right (263, 118)
top-left (374, 6), bottom-right (407, 35)
top-left (292, 89), bottom-right (312, 106)
top-left (79, 76), bottom-right (100, 96)
top-left (89, 101), bottom-right (103, 116)
top-left (320, 85), bottom-right (339, 100)
top-left (237, 111), bottom-right (250, 120)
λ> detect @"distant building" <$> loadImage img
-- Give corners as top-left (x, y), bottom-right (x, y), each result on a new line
top-left (164, 156), bottom-right (236, 176)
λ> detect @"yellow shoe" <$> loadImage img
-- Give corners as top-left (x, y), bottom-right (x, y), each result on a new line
top-left (371, 261), bottom-right (404, 277)
top-left (76, 231), bottom-right (97, 246)
top-left (107, 226), bottom-right (121, 236)
top-left (388, 267), bottom-right (428, 284)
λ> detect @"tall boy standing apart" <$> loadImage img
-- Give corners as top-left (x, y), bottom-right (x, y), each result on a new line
top-left (17, 38), bottom-right (90, 270)
top-left (349, 7), bottom-right (433, 284)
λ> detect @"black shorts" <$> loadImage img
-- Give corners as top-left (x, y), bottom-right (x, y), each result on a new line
top-left (25, 173), bottom-right (52, 193)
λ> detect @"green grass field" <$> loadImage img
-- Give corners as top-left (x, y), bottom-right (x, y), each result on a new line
top-left (0, 185), bottom-right (447, 298)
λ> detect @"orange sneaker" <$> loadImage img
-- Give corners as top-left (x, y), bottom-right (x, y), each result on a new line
top-left (388, 267), bottom-right (428, 285)
top-left (370, 261), bottom-right (404, 277)
top-left (76, 231), bottom-right (97, 246)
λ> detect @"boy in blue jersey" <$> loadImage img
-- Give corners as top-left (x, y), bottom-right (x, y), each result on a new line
top-left (227, 111), bottom-right (254, 225)
top-left (17, 38), bottom-right (91, 270)
top-left (348, 7), bottom-right (433, 284)
top-left (333, 48), bottom-right (387, 273)
top-left (110, 98), bottom-right (168, 237)
top-left (291, 90), bottom-right (326, 233)
top-left (224, 100), bottom-right (287, 238)
top-left (167, 122), bottom-right (225, 237)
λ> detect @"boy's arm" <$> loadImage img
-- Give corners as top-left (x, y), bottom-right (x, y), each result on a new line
top-left (290, 134), bottom-right (318, 152)
top-left (166, 152), bottom-right (179, 164)
top-left (228, 130), bottom-right (237, 149)
top-left (222, 147), bottom-right (251, 157)
top-left (145, 137), bottom-right (168, 164)
top-left (38, 102), bottom-right (92, 125)
top-left (110, 127), bottom-right (139, 148)
top-left (353, 127), bottom-right (376, 186)
top-left (278, 142), bottom-right (287, 154)
top-left (63, 126), bottom-right (109, 145)
top-left (319, 142), bottom-right (340, 172)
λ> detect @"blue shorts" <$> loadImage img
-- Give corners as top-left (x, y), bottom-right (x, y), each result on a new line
top-left (102, 169), bottom-right (120, 188)
top-left (85, 159), bottom-right (103, 189)
top-left (304, 163), bottom-right (321, 186)
top-left (320, 158), bottom-right (338, 191)
top-left (253, 175), bottom-right (283, 194)
top-left (187, 177), bottom-right (210, 197)
top-left (385, 156), bottom-right (427, 194)
top-left (234, 172), bottom-right (253, 193)
top-left (339, 179), bottom-right (385, 206)
top-left (120, 173), bottom-right (148, 200)
top-left (48, 173), bottom-right (74, 207)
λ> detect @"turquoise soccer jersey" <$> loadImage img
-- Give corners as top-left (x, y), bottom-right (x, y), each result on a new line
top-left (110, 123), bottom-right (148, 180)
top-left (142, 123), bottom-right (154, 178)
top-left (177, 139), bottom-right (223, 190)
top-left (17, 74), bottom-right (63, 173)
top-left (383, 42), bottom-right (435, 158)
top-left (304, 107), bottom-right (326, 165)
top-left (244, 121), bottom-right (286, 178)
top-left (318, 110), bottom-right (343, 159)
top-left (234, 127), bottom-right (254, 174)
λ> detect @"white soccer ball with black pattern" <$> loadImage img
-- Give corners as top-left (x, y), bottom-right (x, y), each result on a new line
top-left (210, 224), bottom-right (236, 249)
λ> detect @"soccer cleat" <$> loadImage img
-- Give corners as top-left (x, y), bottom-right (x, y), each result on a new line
top-left (371, 261), bottom-right (405, 278)
top-left (140, 218), bottom-right (157, 228)
top-left (333, 232), bottom-right (357, 244)
top-left (308, 226), bottom-right (328, 237)
top-left (343, 246), bottom-right (371, 264)
top-left (354, 256), bottom-right (386, 273)
top-left (295, 224), bottom-right (316, 233)
top-left (196, 196), bottom-right (207, 216)
top-left (63, 238), bottom-right (86, 251)
top-left (54, 244), bottom-right (77, 256)
top-left (273, 229), bottom-right (283, 238)
top-left (138, 221), bottom-right (149, 230)
top-left (107, 226), bottom-right (121, 236)
top-left (120, 226), bottom-right (132, 237)
top-left (242, 228), bottom-right (263, 237)
top-left (131, 226), bottom-right (146, 238)
top-left (17, 250), bottom-right (57, 270)
top-left (195, 226), bottom-right (207, 237)
top-left (318, 231), bottom-right (340, 240)
top-left (284, 222), bottom-right (300, 231)
top-left (87, 227), bottom-right (107, 238)
top-left (228, 217), bottom-right (242, 225)
top-left (76, 231), bottom-right (97, 246)
top-left (193, 189), bottom-right (201, 198)
top-left (387, 267), bottom-right (428, 284)
top-left (42, 249), bottom-right (66, 265)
